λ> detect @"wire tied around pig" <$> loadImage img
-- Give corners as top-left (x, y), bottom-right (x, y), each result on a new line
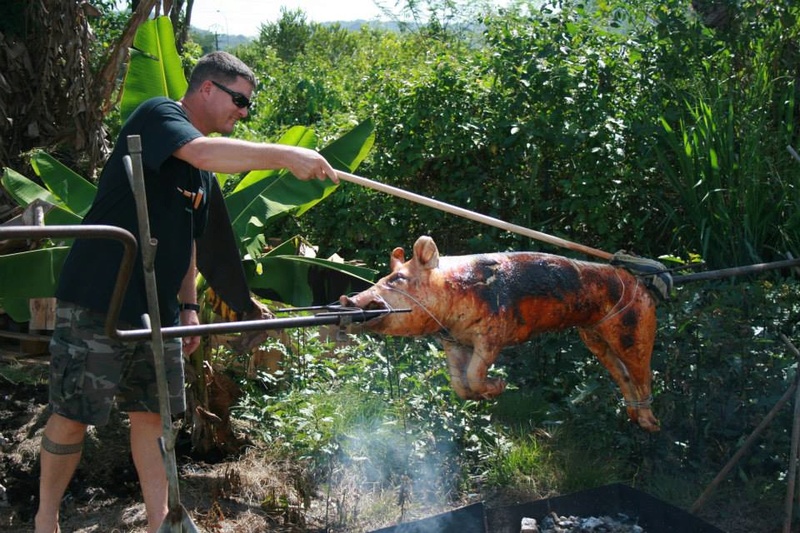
top-left (610, 251), bottom-right (673, 301)
top-left (587, 270), bottom-right (639, 328)
top-left (623, 394), bottom-right (654, 408)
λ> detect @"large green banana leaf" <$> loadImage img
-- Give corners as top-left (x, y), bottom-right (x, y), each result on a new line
top-left (1, 152), bottom-right (97, 225)
top-left (120, 16), bottom-right (187, 121)
top-left (0, 248), bottom-right (70, 298)
top-left (226, 119), bottom-right (375, 247)
top-left (1, 167), bottom-right (61, 209)
top-left (213, 118), bottom-right (376, 306)
top-left (31, 152), bottom-right (97, 218)
top-left (0, 158), bottom-right (95, 321)
top-left (0, 156), bottom-right (89, 322)
top-left (232, 127), bottom-right (316, 193)
top-left (246, 238), bottom-right (375, 306)
top-left (0, 247), bottom-right (71, 322)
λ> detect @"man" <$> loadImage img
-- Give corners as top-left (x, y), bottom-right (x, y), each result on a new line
top-left (34, 51), bottom-right (337, 533)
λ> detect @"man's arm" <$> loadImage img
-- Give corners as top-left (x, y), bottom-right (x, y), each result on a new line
top-left (174, 137), bottom-right (338, 182)
top-left (178, 242), bottom-right (201, 355)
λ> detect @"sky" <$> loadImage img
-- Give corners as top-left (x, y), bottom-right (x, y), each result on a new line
top-left (190, 0), bottom-right (390, 37)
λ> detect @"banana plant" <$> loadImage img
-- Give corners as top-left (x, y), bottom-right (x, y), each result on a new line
top-left (0, 153), bottom-right (94, 321)
top-left (0, 16), bottom-right (376, 322)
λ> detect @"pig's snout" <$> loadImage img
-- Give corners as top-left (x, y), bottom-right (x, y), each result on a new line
top-left (339, 292), bottom-right (391, 312)
top-left (339, 291), bottom-right (394, 331)
top-left (339, 295), bottom-right (357, 307)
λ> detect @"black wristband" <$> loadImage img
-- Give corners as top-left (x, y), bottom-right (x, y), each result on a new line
top-left (179, 303), bottom-right (200, 312)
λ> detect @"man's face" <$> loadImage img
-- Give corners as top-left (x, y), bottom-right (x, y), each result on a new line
top-left (209, 77), bottom-right (253, 134)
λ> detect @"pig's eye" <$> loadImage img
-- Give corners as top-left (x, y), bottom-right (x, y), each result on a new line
top-left (386, 273), bottom-right (407, 286)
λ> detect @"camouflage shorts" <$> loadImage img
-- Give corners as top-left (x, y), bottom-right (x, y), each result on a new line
top-left (48, 301), bottom-right (186, 426)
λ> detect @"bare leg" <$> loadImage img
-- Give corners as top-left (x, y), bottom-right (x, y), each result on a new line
top-left (129, 411), bottom-right (168, 533)
top-left (34, 413), bottom-right (88, 533)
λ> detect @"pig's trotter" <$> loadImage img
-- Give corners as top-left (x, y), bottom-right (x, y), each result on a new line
top-left (637, 410), bottom-right (660, 432)
top-left (626, 404), bottom-right (660, 432)
top-left (477, 378), bottom-right (506, 399)
top-left (455, 378), bottom-right (506, 400)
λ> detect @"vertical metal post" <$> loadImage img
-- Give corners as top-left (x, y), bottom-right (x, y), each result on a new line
top-left (782, 334), bottom-right (800, 533)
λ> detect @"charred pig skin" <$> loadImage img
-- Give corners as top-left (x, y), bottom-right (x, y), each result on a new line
top-left (340, 235), bottom-right (660, 432)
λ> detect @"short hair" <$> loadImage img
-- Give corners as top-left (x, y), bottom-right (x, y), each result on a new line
top-left (187, 51), bottom-right (257, 93)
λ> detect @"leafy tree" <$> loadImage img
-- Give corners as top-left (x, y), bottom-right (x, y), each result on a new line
top-left (257, 8), bottom-right (314, 63)
top-left (257, 0), bottom-right (799, 269)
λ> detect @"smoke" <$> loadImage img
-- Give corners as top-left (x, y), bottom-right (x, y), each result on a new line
top-left (345, 418), bottom-right (460, 499)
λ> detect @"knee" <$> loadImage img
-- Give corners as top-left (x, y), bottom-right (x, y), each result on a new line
top-left (128, 411), bottom-right (161, 428)
top-left (46, 412), bottom-right (88, 441)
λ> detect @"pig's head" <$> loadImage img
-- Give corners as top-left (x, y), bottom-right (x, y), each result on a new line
top-left (339, 236), bottom-right (444, 336)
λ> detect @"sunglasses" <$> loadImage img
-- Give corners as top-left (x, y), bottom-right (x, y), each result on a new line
top-left (211, 80), bottom-right (252, 109)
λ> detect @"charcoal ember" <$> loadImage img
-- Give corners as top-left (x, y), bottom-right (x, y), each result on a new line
top-left (527, 511), bottom-right (645, 533)
top-left (520, 516), bottom-right (539, 532)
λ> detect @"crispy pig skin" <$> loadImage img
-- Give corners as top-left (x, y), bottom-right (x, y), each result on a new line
top-left (340, 236), bottom-right (660, 432)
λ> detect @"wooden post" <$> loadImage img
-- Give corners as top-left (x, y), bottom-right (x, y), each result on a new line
top-left (22, 202), bottom-right (55, 354)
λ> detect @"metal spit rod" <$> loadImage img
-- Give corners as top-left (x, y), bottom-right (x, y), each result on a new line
top-left (0, 228), bottom-right (403, 343)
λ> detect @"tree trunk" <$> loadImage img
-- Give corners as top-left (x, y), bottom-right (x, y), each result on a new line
top-left (0, 0), bottom-right (166, 184)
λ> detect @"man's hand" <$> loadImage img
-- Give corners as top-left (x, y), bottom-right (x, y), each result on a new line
top-left (179, 309), bottom-right (201, 355)
top-left (284, 146), bottom-right (338, 183)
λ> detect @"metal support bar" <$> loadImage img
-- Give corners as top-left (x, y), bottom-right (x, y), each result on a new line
top-left (0, 231), bottom-right (404, 344)
top-left (673, 257), bottom-right (800, 285)
top-left (690, 333), bottom-right (800, 522)
top-left (113, 307), bottom-right (404, 341)
top-left (0, 224), bottom-right (138, 339)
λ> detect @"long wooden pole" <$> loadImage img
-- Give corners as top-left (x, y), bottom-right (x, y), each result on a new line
top-left (335, 170), bottom-right (614, 261)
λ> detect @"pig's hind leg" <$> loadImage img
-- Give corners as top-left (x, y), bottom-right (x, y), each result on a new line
top-left (580, 329), bottom-right (659, 431)
top-left (579, 287), bottom-right (659, 431)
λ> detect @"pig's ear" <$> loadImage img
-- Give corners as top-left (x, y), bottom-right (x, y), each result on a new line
top-left (390, 247), bottom-right (405, 271)
top-left (413, 236), bottom-right (439, 270)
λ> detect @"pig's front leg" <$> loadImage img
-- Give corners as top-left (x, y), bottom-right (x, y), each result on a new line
top-left (441, 340), bottom-right (473, 399)
top-left (465, 340), bottom-right (505, 400)
top-left (441, 340), bottom-right (504, 399)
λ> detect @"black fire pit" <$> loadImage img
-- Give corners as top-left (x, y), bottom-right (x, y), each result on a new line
top-left (372, 484), bottom-right (724, 533)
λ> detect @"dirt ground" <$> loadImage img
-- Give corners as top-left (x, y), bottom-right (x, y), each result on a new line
top-left (0, 349), bottom-right (782, 533)
top-left (0, 354), bottom-right (339, 533)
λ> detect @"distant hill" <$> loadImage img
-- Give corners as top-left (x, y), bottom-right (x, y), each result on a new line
top-left (190, 19), bottom-right (400, 52)
top-left (323, 20), bottom-right (400, 32)
top-left (190, 28), bottom-right (252, 52)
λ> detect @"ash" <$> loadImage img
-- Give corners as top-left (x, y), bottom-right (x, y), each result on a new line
top-left (521, 512), bottom-right (645, 533)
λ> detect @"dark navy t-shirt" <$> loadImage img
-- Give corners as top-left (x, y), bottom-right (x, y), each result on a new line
top-left (56, 97), bottom-right (214, 326)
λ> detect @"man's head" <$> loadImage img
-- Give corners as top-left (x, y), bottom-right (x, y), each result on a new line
top-left (187, 51), bottom-right (256, 92)
top-left (183, 52), bottom-right (257, 135)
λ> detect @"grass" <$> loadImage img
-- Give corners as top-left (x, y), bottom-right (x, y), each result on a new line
top-left (0, 357), bottom-right (48, 385)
